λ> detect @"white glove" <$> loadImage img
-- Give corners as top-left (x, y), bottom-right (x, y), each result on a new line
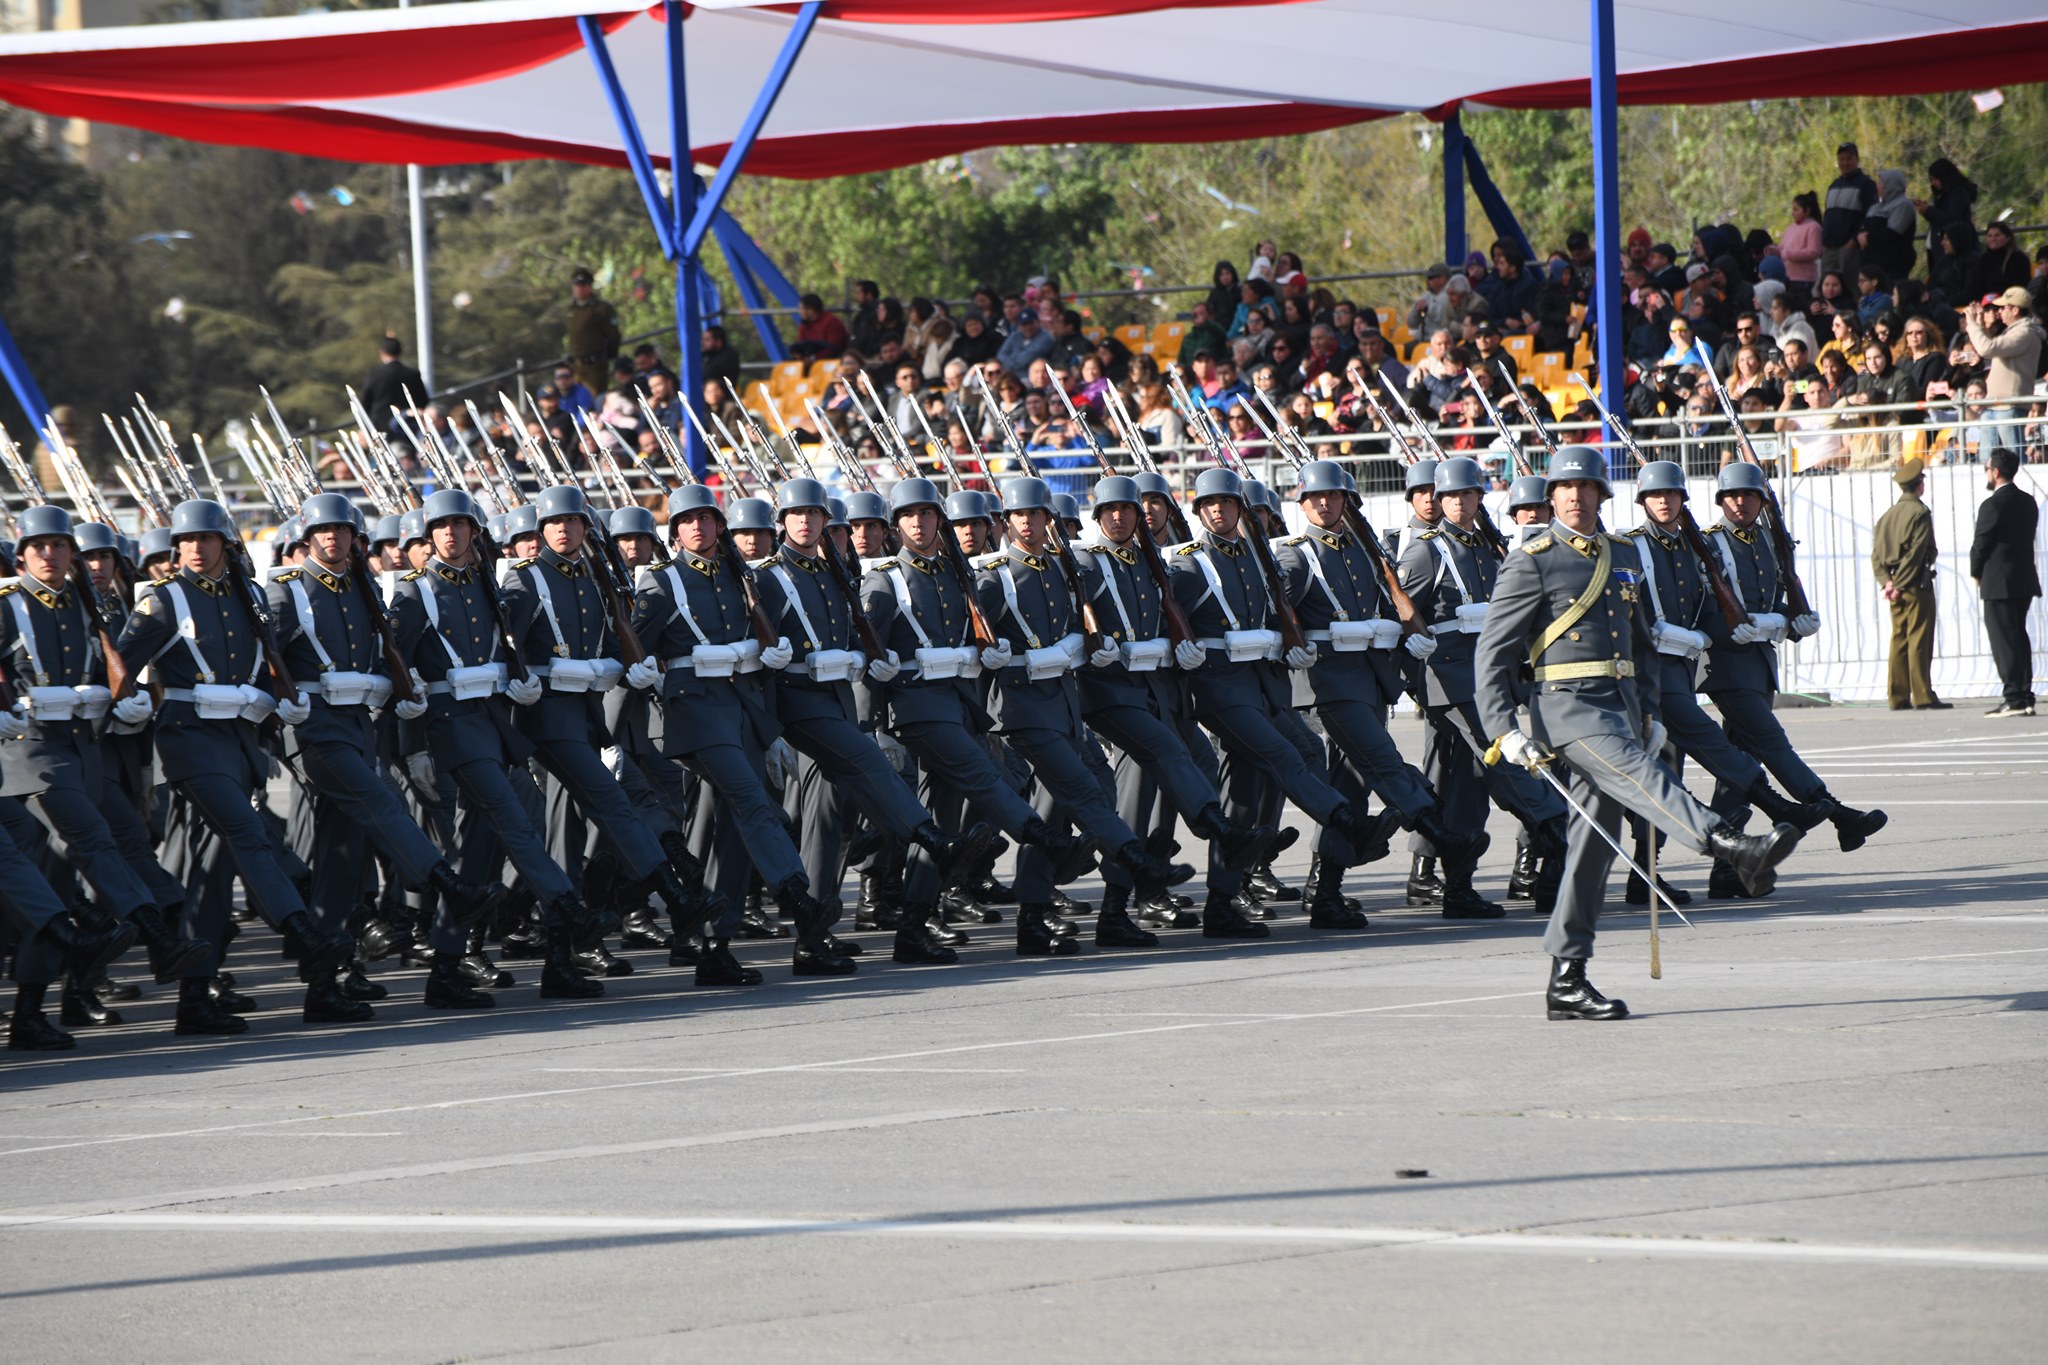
top-left (394, 692), bottom-right (428, 721)
top-left (625, 657), bottom-right (661, 691)
top-left (277, 691), bottom-right (312, 726)
top-left (1285, 644), bottom-right (1318, 670)
top-left (1730, 621), bottom-right (1762, 646)
top-left (761, 636), bottom-right (794, 671)
top-left (1403, 631), bottom-right (1438, 660)
top-left (112, 693), bottom-right (153, 727)
top-left (0, 708), bottom-right (24, 741)
top-left (406, 751), bottom-right (435, 789)
top-left (980, 640), bottom-right (1014, 671)
top-left (765, 737), bottom-right (795, 787)
top-left (1496, 729), bottom-right (1554, 770)
top-left (1088, 640), bottom-right (1122, 669)
top-left (1174, 638), bottom-right (1207, 671)
top-left (1645, 718), bottom-right (1668, 754)
top-left (506, 675), bottom-right (544, 706)
top-left (876, 731), bottom-right (907, 769)
top-left (1789, 612), bottom-right (1821, 640)
top-left (866, 649), bottom-right (902, 682)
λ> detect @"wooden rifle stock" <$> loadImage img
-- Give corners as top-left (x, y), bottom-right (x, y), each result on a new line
top-left (1676, 505), bottom-right (1750, 631)
top-left (347, 544), bottom-right (419, 703)
top-left (224, 543), bottom-right (296, 699)
top-left (1691, 342), bottom-right (1810, 615)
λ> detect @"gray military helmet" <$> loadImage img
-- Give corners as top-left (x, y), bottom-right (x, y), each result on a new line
top-left (667, 483), bottom-right (724, 531)
top-left (1295, 460), bottom-right (1354, 498)
top-left (726, 497), bottom-right (775, 532)
top-left (1433, 457), bottom-right (1486, 495)
top-left (276, 516), bottom-right (305, 551)
top-left (826, 497), bottom-right (849, 528)
top-left (421, 488), bottom-right (480, 530)
top-left (1000, 477), bottom-right (1054, 515)
top-left (1053, 491), bottom-right (1082, 520)
top-left (371, 515), bottom-right (402, 548)
top-left (775, 477), bottom-right (830, 516)
top-left (14, 504), bottom-right (75, 548)
top-left (889, 477), bottom-right (944, 517)
top-left (945, 489), bottom-right (991, 523)
top-left (844, 491), bottom-right (889, 525)
top-left (117, 533), bottom-right (140, 567)
top-left (1241, 479), bottom-right (1271, 514)
top-left (1545, 444), bottom-right (1612, 493)
top-left (1403, 458), bottom-right (1441, 494)
top-left (299, 492), bottom-right (357, 534)
top-left (349, 502), bottom-right (373, 533)
top-left (1191, 467), bottom-right (1244, 505)
top-left (71, 520), bottom-right (116, 555)
top-left (1635, 460), bottom-right (1689, 502)
top-left (1131, 470), bottom-right (1173, 501)
top-left (1507, 474), bottom-right (1550, 510)
top-left (533, 483), bottom-right (590, 526)
top-left (398, 509), bottom-right (428, 548)
top-left (1716, 462), bottom-right (1769, 498)
top-left (169, 499), bottom-right (236, 540)
top-left (504, 504), bottom-right (540, 539)
top-left (140, 527), bottom-right (173, 564)
top-left (608, 505), bottom-right (659, 540)
top-left (1092, 475), bottom-right (1141, 511)
top-left (487, 513), bottom-right (510, 544)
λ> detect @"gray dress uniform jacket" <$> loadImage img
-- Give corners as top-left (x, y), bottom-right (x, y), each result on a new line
top-left (1072, 537), bottom-right (1183, 720)
top-left (117, 567), bottom-right (274, 783)
top-left (1698, 521), bottom-right (1786, 694)
top-left (266, 561), bottom-right (387, 756)
top-left (0, 575), bottom-right (105, 799)
top-left (860, 545), bottom-right (987, 733)
top-left (630, 545), bottom-right (780, 759)
top-left (499, 546), bottom-right (619, 748)
top-left (754, 544), bottom-right (863, 727)
top-left (1278, 523), bottom-right (1406, 711)
top-left (389, 559), bottom-right (533, 773)
top-left (974, 542), bottom-right (1087, 736)
top-left (1165, 527), bottom-right (1293, 716)
top-left (1397, 520), bottom-right (1498, 708)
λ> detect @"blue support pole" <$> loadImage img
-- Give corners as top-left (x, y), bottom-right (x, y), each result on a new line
top-left (682, 1), bottom-right (820, 259)
top-left (1441, 107), bottom-right (1466, 269)
top-left (719, 214), bottom-right (801, 310)
top-left (666, 0), bottom-right (706, 478)
top-left (0, 312), bottom-right (53, 431)
top-left (712, 216), bottom-right (790, 363)
top-left (1589, 0), bottom-right (1627, 451)
top-left (578, 16), bottom-right (675, 261)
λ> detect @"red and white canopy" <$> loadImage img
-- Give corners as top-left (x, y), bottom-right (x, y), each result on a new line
top-left (0, 0), bottom-right (2042, 178)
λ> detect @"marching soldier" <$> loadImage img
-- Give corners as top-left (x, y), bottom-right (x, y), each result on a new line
top-left (1397, 457), bottom-right (1566, 919)
top-left (726, 498), bottom-right (778, 564)
top-left (1474, 446), bottom-right (1803, 1020)
top-left (1700, 464), bottom-right (1887, 878)
top-left (114, 499), bottom-right (358, 1034)
top-left (1275, 461), bottom-right (1485, 923)
top-left (267, 492), bottom-right (510, 1022)
top-left (1506, 474), bottom-right (1552, 541)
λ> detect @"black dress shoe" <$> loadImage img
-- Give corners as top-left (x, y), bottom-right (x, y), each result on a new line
top-left (1547, 957), bottom-right (1629, 1021)
top-left (1623, 872), bottom-right (1693, 906)
top-left (175, 980), bottom-right (250, 1036)
top-left (459, 952), bottom-right (515, 989)
top-left (824, 933), bottom-right (862, 957)
top-left (892, 920), bottom-right (960, 965)
top-left (695, 939), bottom-right (764, 987)
top-left (573, 944), bottom-right (635, 978)
top-left (425, 953), bottom-right (495, 1009)
top-left (792, 941), bottom-right (859, 976)
top-left (619, 907), bottom-right (672, 950)
top-left (7, 1012), bottom-right (76, 1051)
top-left (340, 965), bottom-right (387, 1001)
top-left (60, 984), bottom-right (120, 1026)
top-left (1440, 886), bottom-right (1506, 919)
top-left (303, 979), bottom-right (376, 1025)
top-left (1405, 855), bottom-right (1443, 907)
top-left (1201, 894), bottom-right (1270, 939)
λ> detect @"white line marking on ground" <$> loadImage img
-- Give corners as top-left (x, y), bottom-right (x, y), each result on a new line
top-left (540, 1067), bottom-right (1025, 1075)
top-left (5, 1211), bottom-right (2042, 1273)
top-left (0, 991), bottom-right (1542, 1159)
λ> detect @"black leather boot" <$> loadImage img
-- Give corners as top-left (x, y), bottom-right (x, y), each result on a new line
top-left (1439, 856), bottom-right (1505, 919)
top-left (1705, 821), bottom-right (1802, 897)
top-left (941, 887), bottom-right (1002, 925)
top-left (60, 980), bottom-right (120, 1026)
top-left (1624, 871), bottom-right (1693, 906)
top-left (1050, 888), bottom-right (1091, 923)
top-left (1411, 809), bottom-right (1489, 868)
top-left (1405, 854), bottom-right (1443, 907)
top-left (619, 905), bottom-right (670, 950)
top-left (280, 913), bottom-right (355, 984)
top-left (855, 874), bottom-right (907, 931)
top-left (126, 906), bottom-right (208, 984)
top-left (1547, 957), bottom-right (1629, 1021)
top-left (1748, 780), bottom-right (1829, 833)
top-left (1094, 884), bottom-right (1159, 948)
top-left (1201, 888), bottom-right (1270, 939)
top-left (1813, 794), bottom-right (1888, 853)
top-left (425, 951), bottom-right (495, 1009)
top-left (211, 976), bottom-right (258, 1013)
top-left (461, 925), bottom-right (514, 988)
top-left (427, 864), bottom-right (509, 931)
top-left (782, 881), bottom-right (857, 977)
top-left (1016, 903), bottom-right (1082, 956)
top-left (912, 820), bottom-right (997, 894)
top-left (1306, 855), bottom-right (1368, 929)
top-left (174, 976), bottom-right (249, 1036)
top-left (548, 892), bottom-right (618, 946)
top-left (892, 912), bottom-right (960, 965)
top-left (1135, 888), bottom-right (1200, 929)
top-left (658, 829), bottom-right (709, 888)
top-left (1505, 839), bottom-right (1537, 901)
top-left (1243, 860), bottom-right (1300, 904)
top-left (1332, 804), bottom-right (1404, 867)
top-left (1018, 817), bottom-right (1095, 867)
top-left (539, 927), bottom-right (604, 999)
top-left (38, 916), bottom-right (137, 985)
top-left (572, 942), bottom-right (635, 978)
top-left (1190, 805), bottom-right (1278, 874)
top-left (1707, 860), bottom-right (1766, 900)
top-left (340, 962), bottom-right (387, 1001)
top-left (737, 882), bottom-right (788, 939)
top-left (1111, 842), bottom-right (1196, 894)
top-left (8, 985), bottom-right (74, 1051)
top-left (303, 977), bottom-right (375, 1025)
top-left (695, 937), bottom-right (764, 987)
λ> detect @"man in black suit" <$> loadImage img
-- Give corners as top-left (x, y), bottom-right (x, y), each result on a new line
top-left (360, 335), bottom-right (426, 441)
top-left (1971, 449), bottom-right (2042, 716)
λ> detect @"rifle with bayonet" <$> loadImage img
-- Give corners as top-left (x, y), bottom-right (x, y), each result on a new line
top-left (1689, 341), bottom-right (1809, 617)
top-left (1049, 378), bottom-right (1193, 646)
top-left (650, 400), bottom-right (779, 649)
top-left (1381, 372), bottom-right (1510, 560)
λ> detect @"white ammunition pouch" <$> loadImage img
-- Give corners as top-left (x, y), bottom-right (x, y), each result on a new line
top-left (443, 663), bottom-right (506, 702)
top-left (309, 670), bottom-right (384, 708)
top-left (28, 684), bottom-right (112, 722)
top-left (913, 645), bottom-right (978, 680)
top-left (804, 648), bottom-right (861, 683)
top-left (235, 684), bottom-right (277, 724)
top-left (1224, 628), bottom-right (1282, 662)
top-left (1120, 637), bottom-right (1170, 672)
top-left (1651, 623), bottom-right (1710, 660)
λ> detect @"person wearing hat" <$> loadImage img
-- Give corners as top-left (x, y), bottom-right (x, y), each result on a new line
top-left (1871, 457), bottom-right (1945, 710)
top-left (1700, 464), bottom-right (1889, 868)
top-left (1625, 462), bottom-right (1829, 903)
top-left (1506, 474), bottom-right (1552, 542)
top-left (1398, 457), bottom-right (1567, 919)
top-left (945, 488), bottom-right (996, 556)
top-left (268, 493), bottom-right (513, 1023)
top-left (1477, 445), bottom-right (1804, 1021)
top-left (1274, 461), bottom-right (1486, 926)
top-left (115, 499), bottom-right (360, 1035)
top-left (1961, 287), bottom-right (2044, 460)
top-left (724, 497), bottom-right (778, 564)
top-left (1408, 262), bottom-right (1457, 338)
top-left (973, 475), bottom-right (1201, 954)
top-left (563, 266), bottom-right (621, 398)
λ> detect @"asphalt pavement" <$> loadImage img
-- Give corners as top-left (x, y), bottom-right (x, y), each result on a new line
top-left (1, 705), bottom-right (2043, 1363)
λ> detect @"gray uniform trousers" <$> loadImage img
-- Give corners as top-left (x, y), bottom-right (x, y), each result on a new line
top-left (896, 719), bottom-right (1042, 910)
top-left (176, 769), bottom-right (308, 934)
top-left (529, 737), bottom-right (667, 881)
top-left (0, 795), bottom-right (68, 984)
top-left (1704, 685), bottom-right (1825, 808)
top-left (447, 756), bottom-right (574, 952)
top-left (1544, 733), bottom-right (1723, 960)
top-left (1004, 724), bottom-right (1136, 902)
top-left (1088, 701), bottom-right (1218, 830)
top-left (784, 750), bottom-right (848, 912)
top-left (19, 779), bottom-right (156, 922)
top-left (683, 735), bottom-right (805, 939)
top-left (293, 739), bottom-right (447, 934)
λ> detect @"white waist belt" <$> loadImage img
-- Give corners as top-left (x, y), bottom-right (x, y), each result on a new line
top-left (533, 657), bottom-right (624, 693)
top-left (426, 663), bottom-right (507, 700)
top-left (26, 684), bottom-right (112, 721)
top-left (1195, 629), bottom-right (1282, 662)
top-left (301, 671), bottom-right (393, 708)
top-left (162, 683), bottom-right (274, 722)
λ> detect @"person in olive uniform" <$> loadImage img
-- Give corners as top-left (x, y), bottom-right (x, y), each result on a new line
top-left (1474, 446), bottom-right (1805, 1021)
top-left (1870, 458), bottom-right (1943, 710)
top-left (564, 267), bottom-right (622, 398)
